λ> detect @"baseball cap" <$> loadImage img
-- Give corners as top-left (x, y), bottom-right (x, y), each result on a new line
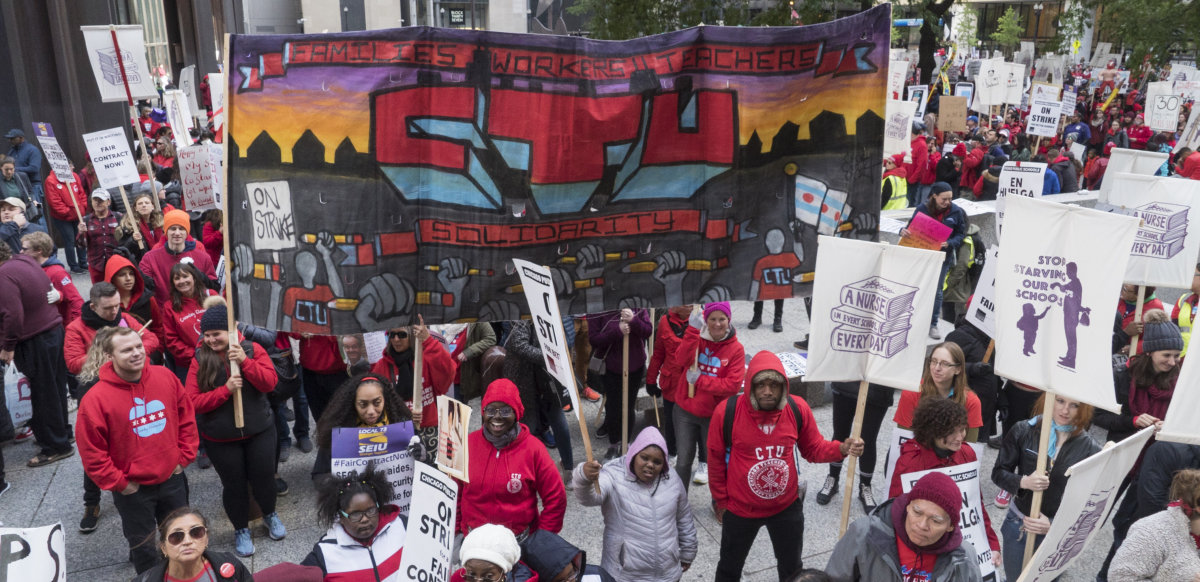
top-left (91, 189), bottom-right (111, 201)
top-left (4, 129), bottom-right (24, 139)
top-left (1, 197), bottom-right (26, 211)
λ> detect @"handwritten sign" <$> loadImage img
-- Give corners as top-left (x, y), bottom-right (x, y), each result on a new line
top-left (30, 122), bottom-right (73, 183)
top-left (1026, 97), bottom-right (1062, 137)
top-left (1147, 81), bottom-right (1181, 132)
top-left (83, 127), bottom-right (139, 189)
top-left (776, 352), bottom-right (807, 379)
top-left (245, 180), bottom-right (296, 251)
top-left (939, 96), bottom-right (968, 132)
top-left (1061, 85), bottom-right (1078, 117)
top-left (179, 145), bottom-right (219, 211)
top-left (898, 212), bottom-right (952, 251)
top-left (208, 143), bottom-right (224, 200)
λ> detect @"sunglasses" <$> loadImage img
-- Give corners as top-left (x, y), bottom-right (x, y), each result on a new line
top-left (389, 331), bottom-right (409, 340)
top-left (167, 525), bottom-right (207, 545)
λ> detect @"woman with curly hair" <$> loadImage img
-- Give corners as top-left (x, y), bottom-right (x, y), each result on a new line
top-left (889, 397), bottom-right (1001, 568)
top-left (302, 462), bottom-right (407, 580)
top-left (1110, 469), bottom-right (1200, 581)
top-left (892, 342), bottom-right (984, 442)
top-left (312, 372), bottom-right (413, 481)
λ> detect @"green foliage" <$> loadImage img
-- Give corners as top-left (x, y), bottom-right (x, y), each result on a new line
top-left (1079, 0), bottom-right (1200, 68)
top-left (990, 7), bottom-right (1021, 53)
top-left (1047, 3), bottom-right (1090, 56)
top-left (566, 0), bottom-right (753, 40)
top-left (953, 6), bottom-right (977, 50)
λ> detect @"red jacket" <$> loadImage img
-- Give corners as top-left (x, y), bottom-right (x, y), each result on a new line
top-left (162, 290), bottom-right (217, 363)
top-left (78, 210), bottom-right (123, 272)
top-left (184, 334), bottom-right (278, 418)
top-left (201, 222), bottom-right (223, 267)
top-left (105, 255), bottom-right (165, 350)
top-left (646, 311), bottom-right (689, 403)
top-left (42, 258), bottom-right (83, 326)
top-left (1118, 296), bottom-right (1166, 352)
top-left (76, 362), bottom-right (198, 492)
top-left (291, 334), bottom-right (346, 374)
top-left (65, 309), bottom-right (161, 375)
top-left (672, 326), bottom-right (745, 419)
top-left (44, 172), bottom-right (87, 221)
top-left (139, 240), bottom-right (217, 305)
top-left (906, 135), bottom-right (928, 185)
top-left (1128, 124), bottom-right (1153, 150)
top-left (888, 439), bottom-right (1001, 552)
top-left (457, 425), bottom-right (566, 536)
top-left (960, 145), bottom-right (986, 189)
top-left (370, 339), bottom-right (456, 428)
top-left (1182, 151), bottom-right (1200, 180)
top-left (707, 352), bottom-right (844, 519)
top-left (921, 151), bottom-right (940, 185)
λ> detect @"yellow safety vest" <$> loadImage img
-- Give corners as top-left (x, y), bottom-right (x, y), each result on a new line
top-left (1177, 294), bottom-right (1194, 357)
top-left (943, 235), bottom-right (975, 291)
top-left (882, 175), bottom-right (908, 210)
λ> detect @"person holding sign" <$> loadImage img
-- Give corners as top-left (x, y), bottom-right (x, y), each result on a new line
top-left (184, 298), bottom-right (286, 557)
top-left (573, 425), bottom-right (698, 581)
top-left (1109, 469), bottom-right (1200, 581)
top-left (451, 524), bottom-right (537, 582)
top-left (43, 166), bottom-right (88, 274)
top-left (139, 209), bottom-right (216, 305)
top-left (117, 190), bottom-right (165, 260)
top-left (901, 183), bottom-right (968, 339)
top-left (586, 308), bottom-right (652, 459)
top-left (130, 507), bottom-right (253, 582)
top-left (991, 393), bottom-right (1099, 581)
top-left (892, 343), bottom-right (985, 441)
top-left (1116, 285), bottom-right (1166, 354)
top-left (77, 189), bottom-right (123, 283)
top-left (826, 472), bottom-right (982, 582)
top-left (303, 463), bottom-right (407, 580)
top-left (647, 305), bottom-right (694, 455)
top-left (370, 319), bottom-right (455, 455)
top-left (162, 263), bottom-right (218, 368)
top-left (311, 372), bottom-right (414, 479)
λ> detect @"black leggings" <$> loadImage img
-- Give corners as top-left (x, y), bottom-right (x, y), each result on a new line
top-left (828, 391), bottom-right (888, 482)
top-left (601, 367), bottom-right (644, 446)
top-left (204, 424), bottom-right (278, 530)
top-left (1001, 383), bottom-right (1043, 436)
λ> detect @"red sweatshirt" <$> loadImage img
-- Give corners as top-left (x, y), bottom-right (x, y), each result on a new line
top-left (960, 145), bottom-right (986, 189)
top-left (292, 334), bottom-right (347, 374)
top-left (201, 222), bottom-right (223, 267)
top-left (906, 135), bottom-right (928, 185)
top-left (707, 351), bottom-right (844, 519)
top-left (457, 426), bottom-right (566, 536)
top-left (184, 334), bottom-right (278, 417)
top-left (76, 362), bottom-right (198, 492)
top-left (44, 172), bottom-right (88, 221)
top-left (162, 291), bottom-right (217, 363)
top-left (646, 311), bottom-right (689, 403)
top-left (672, 326), bottom-right (745, 419)
top-left (106, 255), bottom-right (166, 349)
top-left (370, 339), bottom-right (456, 428)
top-left (139, 240), bottom-right (217, 305)
top-left (65, 310), bottom-right (160, 375)
top-left (889, 439), bottom-right (1001, 552)
top-left (41, 258), bottom-right (83, 326)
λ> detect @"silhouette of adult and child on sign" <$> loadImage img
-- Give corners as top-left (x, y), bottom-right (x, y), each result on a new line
top-left (1016, 262), bottom-right (1091, 369)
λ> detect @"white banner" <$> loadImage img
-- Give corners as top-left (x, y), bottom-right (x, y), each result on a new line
top-left (331, 422), bottom-right (417, 515)
top-left (179, 65), bottom-right (200, 115)
top-left (1097, 148), bottom-right (1169, 202)
top-left (0, 523), bottom-right (66, 580)
top-left (30, 122), bottom-right (73, 183)
top-left (209, 73), bottom-right (226, 136)
top-left (965, 247), bottom-right (1000, 339)
top-left (1018, 427), bottom-right (1155, 581)
top-left (995, 161), bottom-right (1047, 238)
top-left (888, 60), bottom-right (908, 100)
top-left (974, 58), bottom-right (1006, 108)
top-left (397, 462), bottom-right (458, 582)
top-left (1161, 331), bottom-right (1200, 445)
top-left (1146, 81), bottom-right (1182, 132)
top-left (900, 460), bottom-right (996, 581)
top-left (1103, 173), bottom-right (1200, 288)
top-left (164, 90), bottom-right (195, 150)
top-left (83, 127), bottom-right (140, 189)
top-left (1004, 63), bottom-right (1027, 105)
top-left (79, 25), bottom-right (159, 103)
top-left (994, 196), bottom-right (1139, 413)
top-left (512, 259), bottom-right (581, 413)
top-left (179, 145), bottom-right (220, 211)
top-left (884, 99), bottom-right (918, 159)
top-left (805, 236), bottom-right (944, 391)
top-left (1175, 105), bottom-right (1200, 154)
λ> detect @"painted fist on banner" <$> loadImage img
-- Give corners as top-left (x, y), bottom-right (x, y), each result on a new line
top-left (437, 257), bottom-right (470, 321)
top-left (700, 285), bottom-right (731, 304)
top-left (652, 250), bottom-right (687, 307)
top-left (354, 273), bottom-right (414, 331)
top-left (575, 244), bottom-right (605, 279)
top-left (232, 244), bottom-right (257, 283)
top-left (478, 300), bottom-right (522, 322)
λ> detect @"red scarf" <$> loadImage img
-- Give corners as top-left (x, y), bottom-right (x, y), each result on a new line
top-left (1167, 501), bottom-right (1200, 549)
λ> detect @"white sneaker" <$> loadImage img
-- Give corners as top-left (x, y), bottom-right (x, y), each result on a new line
top-left (693, 462), bottom-right (709, 484)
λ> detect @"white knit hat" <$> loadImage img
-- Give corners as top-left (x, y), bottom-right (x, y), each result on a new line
top-left (459, 524), bottom-right (520, 573)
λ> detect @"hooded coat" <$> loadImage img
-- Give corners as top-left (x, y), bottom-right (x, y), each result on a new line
top-left (646, 310), bottom-right (690, 403)
top-left (370, 336), bottom-right (455, 428)
top-left (40, 255), bottom-right (83, 325)
top-left (64, 303), bottom-right (160, 375)
top-left (971, 165), bottom-right (1002, 200)
top-left (1050, 155), bottom-right (1080, 192)
top-left (672, 323), bottom-right (745, 419)
top-left (520, 530), bottom-right (616, 582)
top-left (572, 427), bottom-right (698, 581)
top-left (825, 498), bottom-right (981, 582)
top-left (888, 439), bottom-right (1001, 552)
top-left (105, 255), bottom-right (164, 347)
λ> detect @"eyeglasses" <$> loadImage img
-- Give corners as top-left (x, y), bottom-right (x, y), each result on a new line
top-left (339, 504), bottom-right (379, 523)
top-left (483, 406), bottom-right (515, 419)
top-left (929, 359), bottom-right (960, 370)
top-left (461, 573), bottom-right (502, 582)
top-left (167, 525), bottom-right (207, 545)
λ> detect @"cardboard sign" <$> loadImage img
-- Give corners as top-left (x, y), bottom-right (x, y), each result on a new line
top-left (995, 161), bottom-right (1047, 237)
top-left (79, 25), bottom-right (159, 103)
top-left (179, 145), bottom-right (219, 211)
top-left (331, 422), bottom-right (417, 515)
top-left (965, 247), bottom-right (1000, 338)
top-left (1147, 81), bottom-right (1182, 132)
top-left (179, 65), bottom-right (200, 114)
top-left (435, 395), bottom-right (470, 481)
top-left (397, 463), bottom-right (458, 582)
top-left (83, 127), bottom-right (139, 189)
top-left (939, 96), bottom-right (968, 132)
top-left (245, 180), bottom-right (297, 251)
top-left (898, 212), bottom-right (952, 251)
top-left (901, 461), bottom-right (996, 582)
top-left (0, 523), bottom-right (67, 580)
top-left (1026, 98), bottom-right (1063, 137)
top-left (30, 122), bottom-right (73, 183)
top-left (512, 259), bottom-right (580, 413)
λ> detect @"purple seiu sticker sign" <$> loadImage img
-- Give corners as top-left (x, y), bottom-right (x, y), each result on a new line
top-left (1131, 202), bottom-right (1189, 260)
top-left (331, 421), bottom-right (417, 515)
top-left (830, 276), bottom-right (917, 358)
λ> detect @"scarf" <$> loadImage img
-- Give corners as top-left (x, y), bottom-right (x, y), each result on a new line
top-left (357, 411), bottom-right (388, 428)
top-left (890, 493), bottom-right (963, 556)
top-left (1129, 374), bottom-right (1175, 420)
top-left (483, 424), bottom-right (520, 450)
top-left (1167, 502), bottom-right (1200, 549)
top-left (389, 348), bottom-right (416, 401)
top-left (1028, 417), bottom-right (1074, 460)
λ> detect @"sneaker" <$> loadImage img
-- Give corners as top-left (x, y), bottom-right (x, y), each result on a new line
top-left (541, 431), bottom-right (557, 449)
top-left (264, 512), bottom-right (287, 540)
top-left (296, 437), bottom-right (314, 453)
top-left (604, 446), bottom-right (619, 461)
top-left (562, 403), bottom-right (573, 413)
top-left (816, 475), bottom-right (838, 505)
top-left (282, 407), bottom-right (296, 422)
top-left (234, 528), bottom-right (255, 557)
top-left (988, 434), bottom-right (1003, 450)
top-left (596, 424), bottom-right (609, 438)
top-left (276, 477), bottom-right (289, 497)
top-left (995, 489), bottom-right (1013, 509)
top-left (71, 267), bottom-right (88, 275)
top-left (79, 505), bottom-right (101, 533)
top-left (793, 336), bottom-right (809, 350)
top-left (693, 462), bottom-right (708, 484)
top-left (859, 483), bottom-right (878, 514)
top-left (580, 387), bottom-right (600, 402)
top-left (13, 426), bottom-right (33, 443)
top-left (562, 466), bottom-right (574, 492)
top-left (929, 325), bottom-right (941, 340)
top-left (773, 321), bottom-right (783, 333)
top-left (279, 445), bottom-right (291, 463)
top-left (197, 451), bottom-right (212, 469)
top-left (747, 317), bottom-right (763, 330)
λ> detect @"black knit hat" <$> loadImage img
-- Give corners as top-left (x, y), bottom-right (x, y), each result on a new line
top-left (1141, 309), bottom-right (1184, 353)
top-left (199, 300), bottom-right (227, 334)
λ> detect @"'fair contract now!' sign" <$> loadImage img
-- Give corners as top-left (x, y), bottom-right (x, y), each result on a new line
top-left (83, 127), bottom-right (140, 189)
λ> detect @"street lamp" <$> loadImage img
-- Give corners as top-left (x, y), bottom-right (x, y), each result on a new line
top-left (1033, 3), bottom-right (1044, 41)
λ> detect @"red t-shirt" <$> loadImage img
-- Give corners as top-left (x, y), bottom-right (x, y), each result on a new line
top-left (896, 534), bottom-right (936, 581)
top-left (164, 563), bottom-right (217, 582)
top-left (752, 253), bottom-right (802, 300)
top-left (282, 285), bottom-right (335, 335)
top-left (893, 389), bottom-right (983, 429)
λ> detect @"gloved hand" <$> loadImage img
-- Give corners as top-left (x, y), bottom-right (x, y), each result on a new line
top-left (689, 309), bottom-right (704, 330)
top-left (646, 383), bottom-right (661, 397)
top-left (686, 367), bottom-right (701, 385)
top-left (407, 435), bottom-right (431, 465)
top-left (47, 287), bottom-right (61, 304)
top-left (968, 362), bottom-right (994, 376)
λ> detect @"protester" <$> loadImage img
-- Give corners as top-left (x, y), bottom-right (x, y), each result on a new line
top-left (457, 379), bottom-right (566, 537)
top-left (503, 319), bottom-right (575, 477)
top-left (1170, 263), bottom-right (1200, 357)
top-left (73, 326), bottom-right (120, 532)
top-left (1115, 284), bottom-right (1165, 354)
top-left (672, 302), bottom-right (745, 490)
top-left (1084, 146), bottom-right (1111, 190)
top-left (1109, 469), bottom-right (1200, 582)
top-left (302, 463), bottom-right (405, 579)
top-left (139, 208), bottom-right (217, 305)
top-left (1104, 119), bottom-right (1130, 150)
top-left (892, 342), bottom-right (984, 441)
top-left (944, 313), bottom-right (997, 444)
top-left (880, 154), bottom-right (908, 210)
top-left (312, 373), bottom-right (413, 479)
top-left (370, 318), bottom-right (454, 455)
top-left (1134, 440), bottom-right (1200, 522)
top-left (826, 471), bottom-right (982, 582)
top-left (341, 334), bottom-right (371, 376)
top-left (0, 196), bottom-right (48, 254)
top-left (0, 157), bottom-right (33, 212)
top-left (162, 263), bottom-right (218, 374)
top-left (65, 282), bottom-right (160, 375)
top-left (574, 426), bottom-right (697, 581)
top-left (1047, 148), bottom-right (1080, 193)
top-left (934, 148), bottom-right (961, 195)
top-left (449, 322), bottom-right (497, 402)
top-left (901, 183), bottom-right (967, 338)
top-left (105, 255), bottom-right (165, 357)
top-left (200, 209), bottom-right (223, 267)
top-left (646, 305), bottom-right (693, 457)
top-left (451, 524), bottom-right (537, 582)
top-left (940, 223), bottom-right (980, 324)
top-left (991, 393), bottom-right (1099, 580)
top-left (77, 189), bottom-right (123, 283)
top-left (1127, 114), bottom-right (1153, 150)
top-left (586, 308), bottom-right (652, 458)
top-left (959, 139), bottom-right (986, 198)
top-left (75, 326), bottom-right (197, 573)
top-left (906, 121), bottom-right (929, 206)
top-left (970, 154), bottom-right (1005, 201)
top-left (130, 507), bottom-right (253, 582)
top-left (6, 129), bottom-right (42, 213)
top-left (709, 351), bottom-right (862, 580)
top-left (522, 529), bottom-right (616, 582)
top-left (185, 297), bottom-right (285, 557)
top-left (118, 190), bottom-right (166, 259)
top-left (43, 166), bottom-right (89, 274)
top-left (22, 231), bottom-right (82, 326)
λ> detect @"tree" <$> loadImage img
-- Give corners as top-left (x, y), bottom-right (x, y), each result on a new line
top-left (1078, 0), bottom-right (1200, 68)
top-left (1047, 3), bottom-right (1090, 56)
top-left (566, 0), bottom-right (751, 40)
top-left (990, 7), bottom-right (1022, 57)
top-left (953, 6), bottom-right (977, 51)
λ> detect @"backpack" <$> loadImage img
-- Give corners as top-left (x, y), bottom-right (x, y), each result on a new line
top-left (267, 346), bottom-right (301, 407)
top-left (722, 393), bottom-right (803, 456)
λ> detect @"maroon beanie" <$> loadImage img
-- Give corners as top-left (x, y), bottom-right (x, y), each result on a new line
top-left (907, 472), bottom-right (962, 527)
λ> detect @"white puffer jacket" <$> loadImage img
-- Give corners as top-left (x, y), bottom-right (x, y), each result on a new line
top-left (1110, 506), bottom-right (1200, 582)
top-left (572, 427), bottom-right (698, 582)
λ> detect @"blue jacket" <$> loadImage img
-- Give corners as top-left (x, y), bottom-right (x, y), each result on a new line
top-left (8, 141), bottom-right (41, 185)
top-left (908, 201), bottom-right (968, 264)
top-left (1043, 168), bottom-right (1061, 195)
top-left (1063, 122), bottom-right (1091, 143)
top-left (0, 219), bottom-right (48, 254)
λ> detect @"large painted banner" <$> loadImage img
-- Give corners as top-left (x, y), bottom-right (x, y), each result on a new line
top-left (224, 11), bottom-right (889, 332)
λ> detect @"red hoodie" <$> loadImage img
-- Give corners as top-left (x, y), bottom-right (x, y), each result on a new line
top-left (290, 334), bottom-right (347, 374)
top-left (44, 172), bottom-right (88, 221)
top-left (707, 351), bottom-right (844, 519)
top-left (76, 361), bottom-right (198, 492)
top-left (646, 311), bottom-right (690, 403)
top-left (906, 135), bottom-right (928, 185)
top-left (888, 439), bottom-right (1001, 552)
top-left (456, 380), bottom-right (566, 537)
top-left (672, 325), bottom-right (745, 419)
top-left (370, 338), bottom-right (456, 428)
top-left (65, 310), bottom-right (160, 375)
top-left (139, 240), bottom-right (217, 305)
top-left (162, 290), bottom-right (218, 363)
top-left (960, 145), bottom-right (986, 189)
top-left (105, 255), bottom-right (165, 348)
top-left (201, 222), bottom-right (223, 267)
top-left (921, 151), bottom-right (941, 185)
top-left (1128, 124), bottom-right (1153, 150)
top-left (41, 258), bottom-right (83, 326)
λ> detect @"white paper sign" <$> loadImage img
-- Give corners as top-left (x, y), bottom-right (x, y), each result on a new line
top-left (994, 196), bottom-right (1139, 413)
top-left (965, 247), bottom-right (1000, 339)
top-left (164, 90), bottom-right (195, 150)
top-left (996, 161), bottom-right (1047, 238)
top-left (512, 259), bottom-right (581, 413)
top-left (776, 352), bottom-right (807, 379)
top-left (1004, 63), bottom-right (1027, 105)
top-left (209, 73), bottom-right (226, 136)
top-left (900, 460), bottom-right (996, 581)
top-left (397, 462), bottom-right (458, 582)
top-left (908, 85), bottom-right (929, 121)
top-left (952, 198), bottom-right (993, 217)
top-left (0, 523), bottom-right (67, 580)
top-left (884, 99), bottom-right (919, 158)
top-left (888, 60), bottom-right (908, 100)
top-left (178, 145), bottom-right (219, 211)
top-left (364, 331), bottom-right (388, 364)
top-left (1018, 427), bottom-right (1155, 581)
top-left (30, 122), bottom-right (73, 183)
top-left (208, 143), bottom-right (224, 200)
top-left (1060, 86), bottom-right (1077, 116)
top-left (1098, 148), bottom-right (1170, 202)
top-left (974, 58), bottom-right (1006, 107)
top-left (1146, 81), bottom-right (1182, 132)
top-left (179, 65), bottom-right (200, 114)
top-left (1104, 173), bottom-right (1200, 288)
top-left (83, 127), bottom-right (140, 189)
top-left (79, 25), bottom-right (159, 103)
top-left (245, 181), bottom-right (296, 251)
top-left (879, 216), bottom-right (907, 234)
top-left (804, 236), bottom-right (944, 392)
top-left (1026, 98), bottom-right (1063, 137)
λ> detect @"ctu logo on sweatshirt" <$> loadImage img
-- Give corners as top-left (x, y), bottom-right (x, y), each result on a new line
top-left (129, 397), bottom-right (167, 438)
top-left (507, 473), bottom-right (523, 494)
top-left (697, 349), bottom-right (726, 378)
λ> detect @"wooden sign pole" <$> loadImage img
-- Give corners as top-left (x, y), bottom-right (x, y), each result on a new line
top-left (621, 334), bottom-right (630, 455)
top-left (1023, 393), bottom-right (1056, 566)
top-left (688, 305), bottom-right (701, 398)
top-left (117, 185), bottom-right (143, 250)
top-left (838, 379), bottom-right (870, 537)
top-left (1129, 284), bottom-right (1146, 357)
top-left (217, 34), bottom-right (242, 428)
top-left (563, 331), bottom-right (601, 494)
top-left (983, 339), bottom-right (995, 364)
top-left (108, 25), bottom-right (159, 214)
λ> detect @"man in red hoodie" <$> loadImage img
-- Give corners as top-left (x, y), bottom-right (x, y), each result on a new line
top-left (64, 282), bottom-right (161, 375)
top-left (707, 351), bottom-right (863, 581)
top-left (905, 121), bottom-right (929, 207)
top-left (44, 166), bottom-right (89, 273)
top-left (76, 326), bottom-right (197, 574)
top-left (139, 209), bottom-right (216, 305)
top-left (959, 138), bottom-right (986, 196)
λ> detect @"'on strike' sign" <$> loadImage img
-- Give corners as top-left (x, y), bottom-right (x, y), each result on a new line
top-left (1026, 98), bottom-right (1062, 137)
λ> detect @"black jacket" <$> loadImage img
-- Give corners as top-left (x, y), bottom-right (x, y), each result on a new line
top-left (992, 419), bottom-right (1101, 519)
top-left (945, 321), bottom-right (998, 399)
top-left (1050, 158), bottom-right (1079, 193)
top-left (520, 529), bottom-right (615, 582)
top-left (192, 340), bottom-right (275, 441)
top-left (1093, 364), bottom-right (1138, 445)
top-left (935, 155), bottom-right (961, 187)
top-left (1135, 441), bottom-right (1200, 521)
top-left (130, 551), bottom-right (253, 582)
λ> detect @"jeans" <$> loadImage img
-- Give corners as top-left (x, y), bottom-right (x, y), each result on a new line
top-left (601, 367), bottom-right (644, 447)
top-left (275, 388), bottom-right (311, 443)
top-left (541, 394), bottom-right (574, 470)
top-left (932, 260), bottom-right (952, 326)
top-left (672, 404), bottom-right (710, 492)
top-left (29, 183), bottom-right (45, 227)
top-left (17, 326), bottom-right (73, 456)
top-left (204, 424), bottom-right (279, 530)
top-left (908, 183), bottom-right (931, 208)
top-left (113, 472), bottom-right (189, 573)
top-left (51, 218), bottom-right (86, 270)
top-left (1002, 507), bottom-right (1051, 581)
top-left (716, 500), bottom-right (805, 581)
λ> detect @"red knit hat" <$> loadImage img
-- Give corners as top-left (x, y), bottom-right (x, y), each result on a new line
top-left (907, 472), bottom-right (963, 527)
top-left (483, 378), bottom-right (524, 419)
top-left (952, 143), bottom-right (967, 157)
